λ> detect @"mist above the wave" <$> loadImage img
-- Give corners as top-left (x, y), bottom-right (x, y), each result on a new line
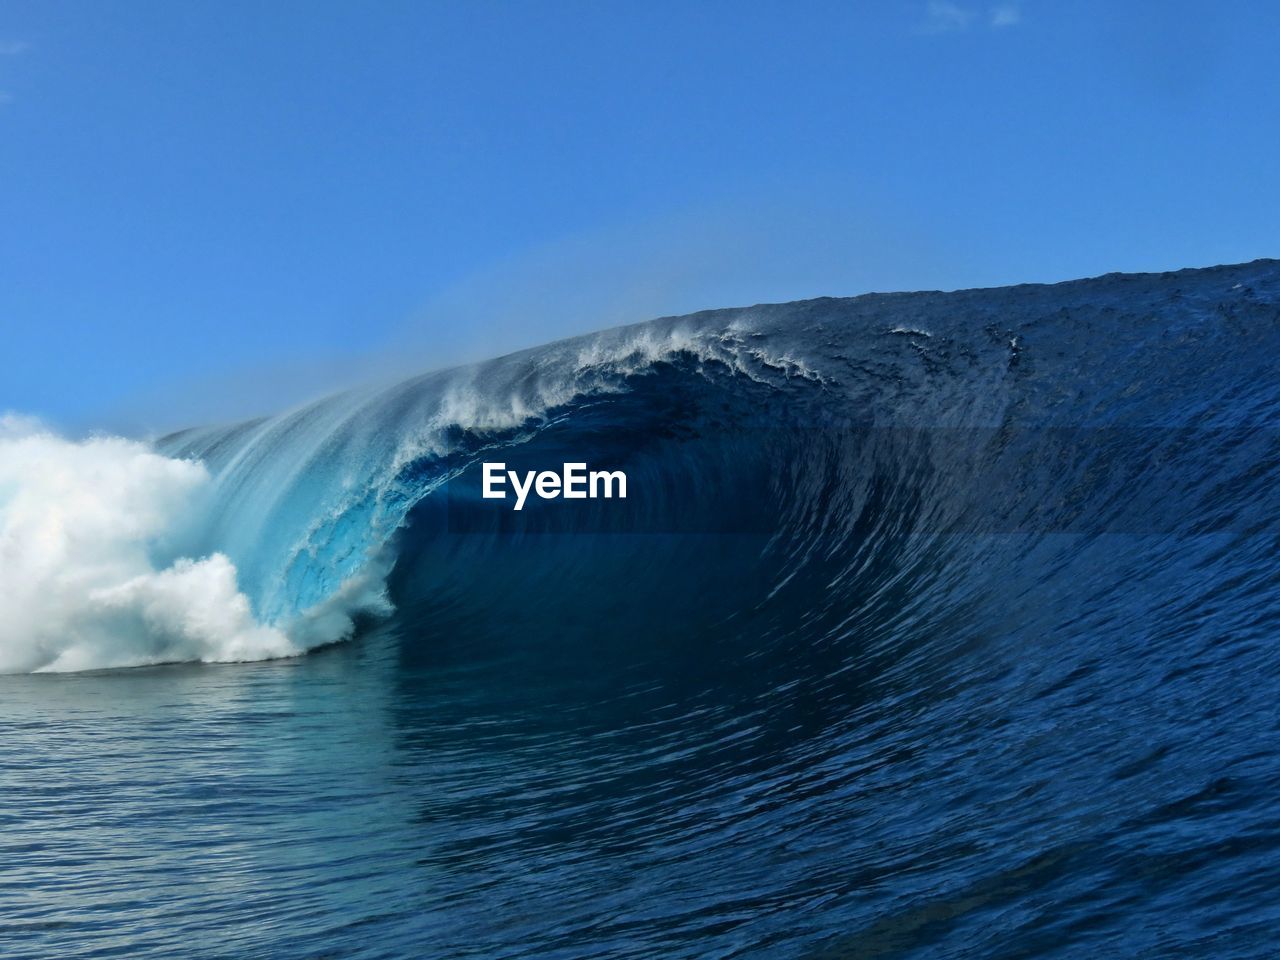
top-left (99, 189), bottom-right (955, 437)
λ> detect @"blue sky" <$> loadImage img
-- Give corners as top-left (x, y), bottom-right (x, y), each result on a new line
top-left (2, 1), bottom-right (1277, 430)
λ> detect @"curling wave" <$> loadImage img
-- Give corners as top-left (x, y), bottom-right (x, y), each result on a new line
top-left (3, 259), bottom-right (1280, 674)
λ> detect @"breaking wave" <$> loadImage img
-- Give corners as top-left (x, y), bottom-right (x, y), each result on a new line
top-left (3, 259), bottom-right (1280, 674)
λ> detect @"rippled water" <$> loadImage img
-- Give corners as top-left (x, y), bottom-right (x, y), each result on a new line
top-left (6, 528), bottom-right (1280, 958)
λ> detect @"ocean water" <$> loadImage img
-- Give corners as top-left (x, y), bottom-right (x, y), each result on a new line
top-left (3, 261), bottom-right (1280, 957)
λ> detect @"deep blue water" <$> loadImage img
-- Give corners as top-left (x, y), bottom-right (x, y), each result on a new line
top-left (4, 261), bottom-right (1280, 957)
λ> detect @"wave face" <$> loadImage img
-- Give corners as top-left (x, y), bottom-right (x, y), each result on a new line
top-left (150, 259), bottom-right (1280, 665)
top-left (6, 260), bottom-right (1280, 957)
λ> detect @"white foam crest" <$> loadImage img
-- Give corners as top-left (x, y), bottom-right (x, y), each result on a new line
top-left (388, 321), bottom-right (821, 471)
top-left (0, 417), bottom-right (359, 673)
top-left (382, 326), bottom-right (710, 471)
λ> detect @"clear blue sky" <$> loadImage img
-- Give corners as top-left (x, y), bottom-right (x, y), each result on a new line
top-left (2, 1), bottom-right (1277, 430)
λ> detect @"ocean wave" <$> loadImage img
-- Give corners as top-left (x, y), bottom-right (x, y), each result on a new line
top-left (4, 259), bottom-right (1280, 674)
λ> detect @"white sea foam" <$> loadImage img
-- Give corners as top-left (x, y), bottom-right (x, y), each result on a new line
top-left (0, 416), bottom-right (298, 673)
